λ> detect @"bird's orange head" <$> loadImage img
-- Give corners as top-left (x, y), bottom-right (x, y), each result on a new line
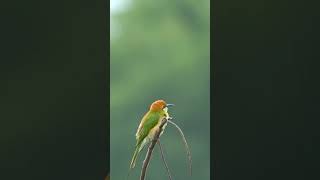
top-left (149, 99), bottom-right (174, 111)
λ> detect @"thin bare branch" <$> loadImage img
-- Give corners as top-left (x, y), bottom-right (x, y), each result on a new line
top-left (140, 117), bottom-right (168, 180)
top-left (157, 140), bottom-right (173, 180)
top-left (168, 120), bottom-right (192, 176)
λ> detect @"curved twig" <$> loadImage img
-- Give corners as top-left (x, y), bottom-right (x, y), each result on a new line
top-left (157, 140), bottom-right (173, 180)
top-left (168, 120), bottom-right (192, 176)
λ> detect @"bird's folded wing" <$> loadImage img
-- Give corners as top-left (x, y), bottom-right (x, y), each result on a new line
top-left (136, 113), bottom-right (160, 145)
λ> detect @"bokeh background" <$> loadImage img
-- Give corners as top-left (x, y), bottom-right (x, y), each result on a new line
top-left (110, 0), bottom-right (210, 179)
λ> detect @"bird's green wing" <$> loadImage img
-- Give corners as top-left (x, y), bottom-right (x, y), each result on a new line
top-left (136, 112), bottom-right (160, 145)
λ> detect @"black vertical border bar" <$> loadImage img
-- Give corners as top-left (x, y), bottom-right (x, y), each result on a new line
top-left (106, 0), bottom-right (111, 177)
top-left (211, 0), bottom-right (320, 179)
top-left (0, 0), bottom-right (110, 179)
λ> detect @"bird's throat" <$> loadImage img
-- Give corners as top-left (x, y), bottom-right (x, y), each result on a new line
top-left (163, 107), bottom-right (171, 119)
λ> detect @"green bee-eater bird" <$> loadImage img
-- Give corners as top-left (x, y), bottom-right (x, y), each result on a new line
top-left (129, 99), bottom-right (174, 169)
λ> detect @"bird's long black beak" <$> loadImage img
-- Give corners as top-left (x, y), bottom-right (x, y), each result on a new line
top-left (166, 104), bottom-right (175, 107)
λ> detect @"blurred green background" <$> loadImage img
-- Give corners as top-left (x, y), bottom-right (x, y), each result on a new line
top-left (110, 0), bottom-right (210, 179)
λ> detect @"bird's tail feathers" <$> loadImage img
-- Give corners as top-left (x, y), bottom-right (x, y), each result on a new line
top-left (126, 143), bottom-right (141, 180)
top-left (129, 143), bottom-right (141, 169)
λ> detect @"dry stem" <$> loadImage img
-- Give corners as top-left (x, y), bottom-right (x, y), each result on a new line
top-left (140, 117), bottom-right (168, 180)
top-left (168, 120), bottom-right (192, 176)
top-left (157, 140), bottom-right (173, 180)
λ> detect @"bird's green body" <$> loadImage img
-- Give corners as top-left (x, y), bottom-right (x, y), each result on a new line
top-left (129, 100), bottom-right (172, 169)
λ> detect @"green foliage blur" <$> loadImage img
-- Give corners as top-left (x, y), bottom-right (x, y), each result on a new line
top-left (111, 0), bottom-right (210, 179)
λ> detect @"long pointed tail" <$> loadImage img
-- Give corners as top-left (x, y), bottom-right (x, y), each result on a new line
top-left (130, 144), bottom-right (140, 169)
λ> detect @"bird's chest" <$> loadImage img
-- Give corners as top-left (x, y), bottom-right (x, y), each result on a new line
top-left (147, 119), bottom-right (168, 140)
